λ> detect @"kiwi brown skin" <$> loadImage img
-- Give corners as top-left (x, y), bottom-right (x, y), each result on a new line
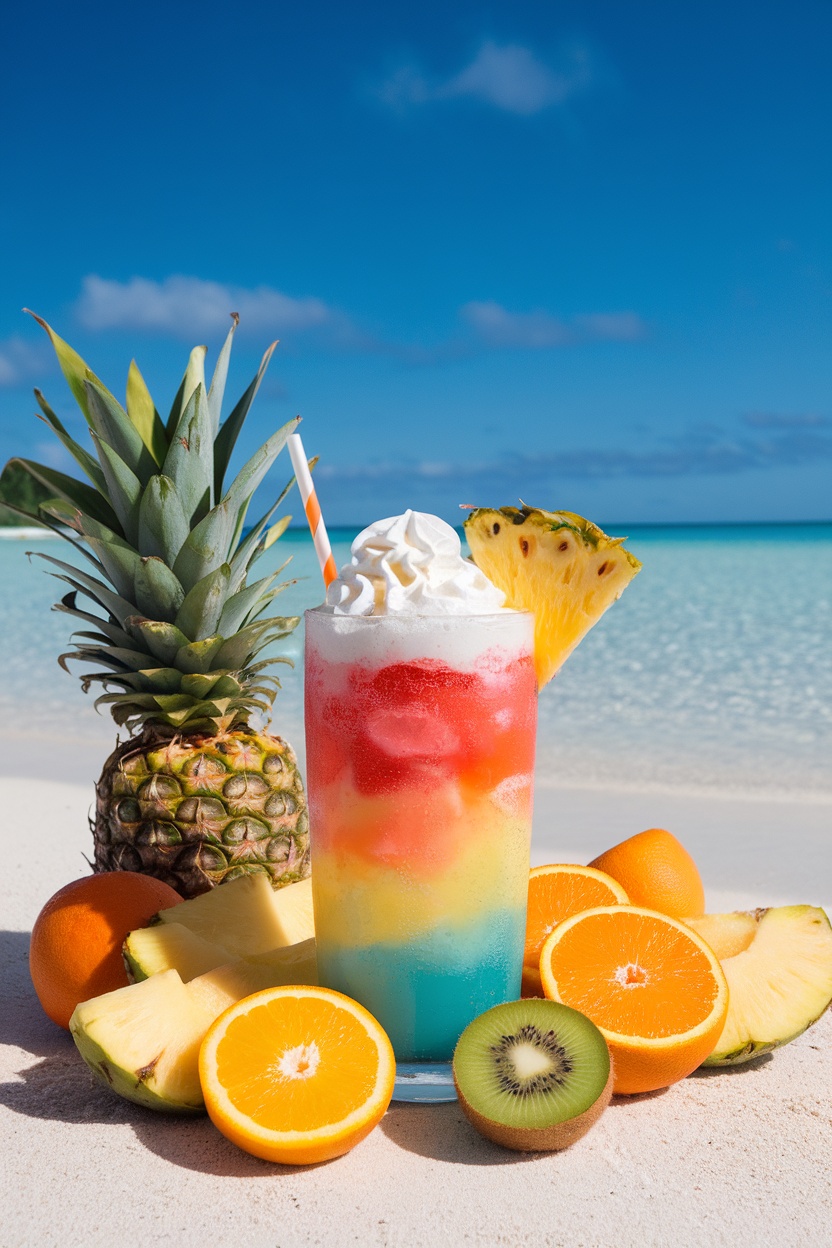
top-left (454, 1060), bottom-right (614, 1152)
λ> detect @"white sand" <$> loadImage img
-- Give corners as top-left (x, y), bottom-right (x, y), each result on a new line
top-left (2, 775), bottom-right (830, 1247)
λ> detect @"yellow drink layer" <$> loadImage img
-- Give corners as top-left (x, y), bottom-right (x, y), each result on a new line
top-left (313, 783), bottom-right (531, 948)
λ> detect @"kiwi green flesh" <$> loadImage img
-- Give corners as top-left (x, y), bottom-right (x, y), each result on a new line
top-left (453, 1000), bottom-right (611, 1149)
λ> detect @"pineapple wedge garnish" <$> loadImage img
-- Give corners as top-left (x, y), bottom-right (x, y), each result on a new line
top-left (464, 505), bottom-right (641, 688)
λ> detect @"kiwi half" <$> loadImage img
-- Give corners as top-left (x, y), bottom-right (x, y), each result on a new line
top-left (453, 999), bottom-right (613, 1151)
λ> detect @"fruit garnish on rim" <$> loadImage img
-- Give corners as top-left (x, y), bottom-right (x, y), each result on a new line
top-left (464, 505), bottom-right (641, 688)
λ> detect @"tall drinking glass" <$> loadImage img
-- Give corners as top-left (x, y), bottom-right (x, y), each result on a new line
top-left (305, 608), bottom-right (537, 1100)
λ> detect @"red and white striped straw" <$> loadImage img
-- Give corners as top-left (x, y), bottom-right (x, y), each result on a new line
top-left (287, 431), bottom-right (337, 589)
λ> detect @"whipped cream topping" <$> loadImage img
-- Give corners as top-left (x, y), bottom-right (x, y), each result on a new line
top-left (323, 510), bottom-right (507, 616)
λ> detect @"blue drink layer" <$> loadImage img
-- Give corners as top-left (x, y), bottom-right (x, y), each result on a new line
top-left (316, 907), bottom-right (527, 1061)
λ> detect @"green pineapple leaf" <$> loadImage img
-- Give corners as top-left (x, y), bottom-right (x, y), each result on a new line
top-left (213, 617), bottom-right (299, 670)
top-left (73, 514), bottom-right (144, 601)
top-left (173, 636), bottom-right (226, 674)
top-left (138, 476), bottom-right (190, 567)
top-left (213, 340), bottom-right (278, 498)
top-left (207, 314), bottom-right (239, 437)
top-left (35, 553), bottom-right (137, 627)
top-left (126, 360), bottom-right (168, 465)
top-left (203, 673), bottom-right (245, 698)
top-left (179, 670), bottom-right (232, 700)
top-left (134, 557), bottom-right (185, 623)
top-left (172, 499), bottom-right (235, 590)
top-left (240, 586), bottom-right (294, 629)
top-left (31, 510), bottom-right (113, 572)
top-left (227, 472), bottom-right (298, 591)
top-left (262, 514), bottom-right (292, 551)
top-left (38, 506), bottom-right (139, 604)
top-left (85, 380), bottom-right (158, 484)
top-left (90, 434), bottom-right (143, 546)
top-left (166, 345), bottom-right (206, 438)
top-left (216, 569), bottom-right (285, 636)
top-left (127, 618), bottom-right (191, 665)
top-left (162, 382), bottom-right (214, 525)
top-left (54, 593), bottom-right (137, 649)
top-left (34, 390), bottom-right (108, 493)
top-left (125, 668), bottom-right (185, 693)
top-left (222, 416), bottom-right (299, 514)
top-left (5, 458), bottom-right (121, 532)
top-left (174, 563), bottom-right (232, 641)
top-left (71, 643), bottom-right (164, 672)
top-left (25, 311), bottom-right (118, 428)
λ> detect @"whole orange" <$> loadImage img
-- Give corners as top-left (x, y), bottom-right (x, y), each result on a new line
top-left (588, 828), bottom-right (705, 919)
top-left (29, 872), bottom-right (182, 1029)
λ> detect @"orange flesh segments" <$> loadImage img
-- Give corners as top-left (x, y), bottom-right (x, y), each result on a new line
top-left (199, 986), bottom-right (396, 1164)
top-left (539, 905), bottom-right (729, 1094)
top-left (524, 864), bottom-right (628, 968)
top-left (544, 908), bottom-right (720, 1039)
top-left (213, 993), bottom-right (380, 1132)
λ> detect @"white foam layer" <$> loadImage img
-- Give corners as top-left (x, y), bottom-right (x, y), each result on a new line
top-left (322, 510), bottom-right (506, 616)
top-left (305, 608), bottom-right (534, 671)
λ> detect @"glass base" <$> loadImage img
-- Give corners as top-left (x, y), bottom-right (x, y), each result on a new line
top-left (392, 1062), bottom-right (458, 1103)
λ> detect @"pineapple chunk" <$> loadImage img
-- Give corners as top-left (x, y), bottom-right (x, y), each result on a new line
top-left (686, 910), bottom-right (757, 960)
top-left (464, 506), bottom-right (641, 688)
top-left (187, 939), bottom-right (318, 1017)
top-left (154, 873), bottom-right (314, 958)
top-left (70, 970), bottom-right (214, 1113)
top-left (123, 922), bottom-right (232, 983)
top-left (71, 940), bottom-right (319, 1113)
top-left (687, 906), bottom-right (832, 1065)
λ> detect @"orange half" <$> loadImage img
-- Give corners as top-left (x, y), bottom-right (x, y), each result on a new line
top-left (199, 986), bottom-right (395, 1165)
top-left (539, 905), bottom-right (728, 1094)
top-left (522, 864), bottom-right (629, 996)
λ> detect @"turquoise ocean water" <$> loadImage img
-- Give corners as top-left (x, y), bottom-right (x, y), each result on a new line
top-left (1, 523), bottom-right (829, 801)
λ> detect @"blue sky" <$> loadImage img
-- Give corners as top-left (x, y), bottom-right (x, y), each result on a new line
top-left (1, 0), bottom-right (830, 526)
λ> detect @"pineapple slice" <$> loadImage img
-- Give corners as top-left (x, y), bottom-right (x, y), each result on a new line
top-left (153, 873), bottom-right (314, 958)
top-left (187, 939), bottom-right (318, 1017)
top-left (464, 506), bottom-right (641, 688)
top-left (123, 922), bottom-right (233, 983)
top-left (70, 970), bottom-right (214, 1113)
top-left (687, 906), bottom-right (832, 1065)
top-left (71, 940), bottom-right (319, 1113)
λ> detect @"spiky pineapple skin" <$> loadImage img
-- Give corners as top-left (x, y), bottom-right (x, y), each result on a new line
top-left (95, 729), bottom-right (309, 898)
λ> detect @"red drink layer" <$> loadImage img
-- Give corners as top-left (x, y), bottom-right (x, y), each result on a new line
top-left (305, 610), bottom-right (536, 1060)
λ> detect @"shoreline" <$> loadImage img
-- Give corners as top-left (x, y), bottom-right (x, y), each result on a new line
top-left (0, 729), bottom-right (828, 809)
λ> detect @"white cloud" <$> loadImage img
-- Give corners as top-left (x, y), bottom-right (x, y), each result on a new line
top-left (76, 275), bottom-right (334, 339)
top-left (573, 312), bottom-right (647, 342)
top-left (0, 336), bottom-right (49, 388)
top-left (742, 411), bottom-right (830, 430)
top-left (462, 301), bottom-right (572, 347)
top-left (379, 40), bottom-right (591, 116)
top-left (461, 302), bottom-right (647, 349)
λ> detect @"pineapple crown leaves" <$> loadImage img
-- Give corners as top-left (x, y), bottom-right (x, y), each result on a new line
top-left (2, 313), bottom-right (305, 734)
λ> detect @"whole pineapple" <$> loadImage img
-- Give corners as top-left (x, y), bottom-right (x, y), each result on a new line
top-left (1, 313), bottom-right (309, 897)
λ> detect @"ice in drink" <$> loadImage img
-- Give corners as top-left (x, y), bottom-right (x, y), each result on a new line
top-left (305, 512), bottom-right (536, 1061)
